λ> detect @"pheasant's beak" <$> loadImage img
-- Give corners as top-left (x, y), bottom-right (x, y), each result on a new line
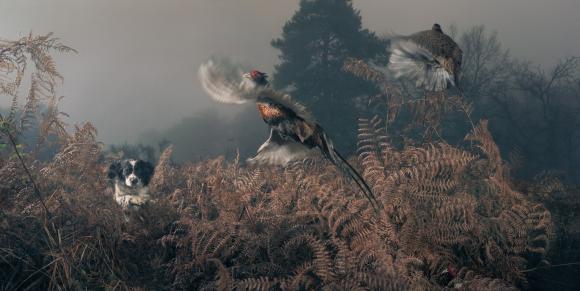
top-left (242, 72), bottom-right (251, 79)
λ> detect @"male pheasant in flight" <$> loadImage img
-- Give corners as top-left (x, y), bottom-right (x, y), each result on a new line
top-left (388, 23), bottom-right (463, 92)
top-left (198, 59), bottom-right (380, 211)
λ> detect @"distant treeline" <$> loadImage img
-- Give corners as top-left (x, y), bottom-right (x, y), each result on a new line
top-left (126, 1), bottom-right (580, 184)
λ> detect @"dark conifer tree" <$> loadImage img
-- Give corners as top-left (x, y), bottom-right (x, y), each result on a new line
top-left (271, 0), bottom-right (384, 152)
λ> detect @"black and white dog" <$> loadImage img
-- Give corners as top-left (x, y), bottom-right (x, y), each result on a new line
top-left (107, 159), bottom-right (155, 209)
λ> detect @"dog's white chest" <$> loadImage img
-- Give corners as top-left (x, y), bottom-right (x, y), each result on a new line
top-left (114, 183), bottom-right (151, 209)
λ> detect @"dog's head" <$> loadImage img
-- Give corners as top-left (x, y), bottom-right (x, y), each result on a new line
top-left (108, 159), bottom-right (154, 188)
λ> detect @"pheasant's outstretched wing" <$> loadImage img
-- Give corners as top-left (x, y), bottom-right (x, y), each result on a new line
top-left (198, 58), bottom-right (258, 104)
top-left (388, 40), bottom-right (454, 92)
top-left (247, 129), bottom-right (315, 166)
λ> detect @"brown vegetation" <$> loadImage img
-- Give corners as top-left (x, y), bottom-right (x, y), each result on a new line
top-left (0, 114), bottom-right (558, 290)
top-left (1, 32), bottom-right (577, 291)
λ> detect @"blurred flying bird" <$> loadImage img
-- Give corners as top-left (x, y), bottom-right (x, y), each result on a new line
top-left (198, 58), bottom-right (380, 211)
top-left (388, 23), bottom-right (463, 92)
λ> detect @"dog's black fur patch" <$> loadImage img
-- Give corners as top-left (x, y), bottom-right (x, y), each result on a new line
top-left (134, 160), bottom-right (154, 186)
top-left (108, 159), bottom-right (154, 186)
top-left (108, 161), bottom-right (123, 180)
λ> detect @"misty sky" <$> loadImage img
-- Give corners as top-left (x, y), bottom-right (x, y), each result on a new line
top-left (1, 0), bottom-right (579, 143)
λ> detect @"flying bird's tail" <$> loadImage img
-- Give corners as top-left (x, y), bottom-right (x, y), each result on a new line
top-left (317, 131), bottom-right (381, 212)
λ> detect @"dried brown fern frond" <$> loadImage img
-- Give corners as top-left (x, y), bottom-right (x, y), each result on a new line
top-left (459, 275), bottom-right (518, 291)
top-left (40, 123), bottom-right (102, 185)
top-left (352, 271), bottom-right (411, 290)
top-left (343, 58), bottom-right (387, 84)
top-left (235, 276), bottom-right (276, 291)
top-left (422, 195), bottom-right (478, 246)
top-left (283, 234), bottom-right (334, 282)
top-left (0, 33), bottom-right (75, 144)
top-left (235, 167), bottom-right (264, 193)
top-left (0, 57), bottom-right (23, 99)
top-left (465, 119), bottom-right (504, 176)
top-left (37, 95), bottom-right (69, 149)
top-left (353, 114), bottom-right (558, 288)
top-left (356, 116), bottom-right (405, 203)
top-left (20, 75), bottom-right (40, 131)
top-left (498, 203), bottom-right (554, 257)
top-left (149, 144), bottom-right (175, 194)
top-left (386, 143), bottom-right (476, 190)
top-left (209, 258), bottom-right (234, 291)
top-left (525, 171), bottom-right (566, 202)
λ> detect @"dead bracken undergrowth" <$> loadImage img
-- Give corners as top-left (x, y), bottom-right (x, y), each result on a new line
top-left (0, 117), bottom-right (557, 290)
top-left (1, 32), bottom-right (577, 291)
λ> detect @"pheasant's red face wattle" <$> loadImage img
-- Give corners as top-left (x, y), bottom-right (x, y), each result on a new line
top-left (250, 70), bottom-right (262, 80)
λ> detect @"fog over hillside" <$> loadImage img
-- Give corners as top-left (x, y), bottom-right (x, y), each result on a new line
top-left (1, 0), bottom-right (579, 144)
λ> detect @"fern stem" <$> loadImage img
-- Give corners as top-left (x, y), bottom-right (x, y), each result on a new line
top-left (2, 126), bottom-right (76, 285)
top-left (4, 129), bottom-right (53, 219)
top-left (522, 262), bottom-right (580, 273)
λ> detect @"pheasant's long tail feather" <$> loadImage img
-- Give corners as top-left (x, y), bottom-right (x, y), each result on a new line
top-left (317, 131), bottom-right (380, 211)
top-left (330, 148), bottom-right (381, 212)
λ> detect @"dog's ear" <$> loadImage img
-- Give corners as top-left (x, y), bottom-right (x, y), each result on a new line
top-left (107, 161), bottom-right (121, 179)
top-left (138, 160), bottom-right (155, 185)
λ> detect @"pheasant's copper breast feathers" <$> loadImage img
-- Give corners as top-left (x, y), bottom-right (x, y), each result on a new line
top-left (256, 88), bottom-right (315, 123)
top-left (257, 102), bottom-right (286, 121)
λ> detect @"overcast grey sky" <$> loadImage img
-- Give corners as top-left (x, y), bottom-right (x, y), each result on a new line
top-left (1, 0), bottom-right (579, 143)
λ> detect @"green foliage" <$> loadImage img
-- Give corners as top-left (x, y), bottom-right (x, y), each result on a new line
top-left (271, 0), bottom-right (384, 152)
